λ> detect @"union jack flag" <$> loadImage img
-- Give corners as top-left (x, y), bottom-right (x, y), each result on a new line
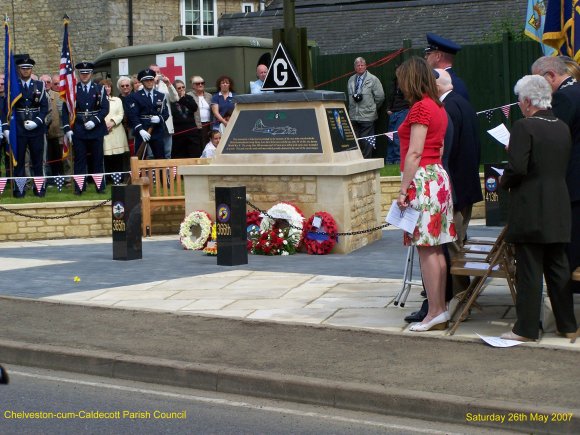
top-left (59, 15), bottom-right (76, 158)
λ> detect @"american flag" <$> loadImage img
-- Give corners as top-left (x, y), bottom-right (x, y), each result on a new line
top-left (59, 15), bottom-right (76, 158)
top-left (4, 18), bottom-right (21, 166)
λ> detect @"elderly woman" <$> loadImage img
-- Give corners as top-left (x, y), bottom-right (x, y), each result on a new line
top-left (500, 75), bottom-right (577, 341)
top-left (117, 76), bottom-right (134, 157)
top-left (171, 79), bottom-right (199, 158)
top-left (396, 57), bottom-right (456, 332)
top-left (211, 75), bottom-right (236, 131)
top-left (101, 79), bottom-right (129, 174)
top-left (189, 75), bottom-right (213, 146)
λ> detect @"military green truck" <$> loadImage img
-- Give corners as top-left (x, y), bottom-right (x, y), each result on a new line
top-left (92, 36), bottom-right (274, 93)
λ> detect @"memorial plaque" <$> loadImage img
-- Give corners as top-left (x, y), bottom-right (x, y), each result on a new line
top-left (112, 185), bottom-right (142, 260)
top-left (484, 163), bottom-right (509, 227)
top-left (325, 108), bottom-right (358, 153)
top-left (222, 109), bottom-right (322, 154)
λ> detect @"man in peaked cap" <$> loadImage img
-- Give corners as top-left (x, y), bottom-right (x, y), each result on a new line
top-left (2, 56), bottom-right (49, 197)
top-left (62, 61), bottom-right (109, 194)
top-left (126, 68), bottom-right (169, 159)
top-left (424, 33), bottom-right (470, 101)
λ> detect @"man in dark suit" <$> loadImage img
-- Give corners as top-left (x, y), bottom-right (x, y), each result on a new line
top-left (424, 33), bottom-right (470, 102)
top-left (436, 69), bottom-right (483, 292)
top-left (62, 61), bottom-right (109, 194)
top-left (126, 68), bottom-right (170, 159)
top-left (2, 57), bottom-right (48, 197)
top-left (532, 56), bottom-right (580, 292)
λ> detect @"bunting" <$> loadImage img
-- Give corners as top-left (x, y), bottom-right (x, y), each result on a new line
top-left (386, 132), bottom-right (394, 141)
top-left (54, 176), bottom-right (66, 192)
top-left (0, 178), bottom-right (6, 195)
top-left (92, 174), bottom-right (104, 191)
top-left (14, 178), bottom-right (27, 195)
top-left (73, 175), bottom-right (85, 192)
top-left (501, 105), bottom-right (510, 119)
top-left (111, 173), bottom-right (123, 185)
top-left (33, 177), bottom-right (45, 193)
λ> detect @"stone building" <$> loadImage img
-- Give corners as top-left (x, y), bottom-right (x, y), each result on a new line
top-left (0, 0), bottom-right (266, 74)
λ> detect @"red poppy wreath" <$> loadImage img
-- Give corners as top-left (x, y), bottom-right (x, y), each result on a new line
top-left (304, 212), bottom-right (338, 255)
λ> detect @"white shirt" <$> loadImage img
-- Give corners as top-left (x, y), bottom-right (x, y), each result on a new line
top-left (201, 142), bottom-right (217, 158)
top-left (197, 97), bottom-right (211, 122)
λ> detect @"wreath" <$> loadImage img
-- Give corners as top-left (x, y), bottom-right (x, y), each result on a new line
top-left (179, 210), bottom-right (212, 250)
top-left (259, 202), bottom-right (305, 250)
top-left (304, 212), bottom-right (338, 255)
top-left (252, 227), bottom-right (297, 256)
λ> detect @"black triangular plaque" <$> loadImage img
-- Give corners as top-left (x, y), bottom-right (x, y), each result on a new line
top-left (262, 43), bottom-right (304, 91)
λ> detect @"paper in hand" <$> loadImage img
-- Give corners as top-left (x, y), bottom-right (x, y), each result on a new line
top-left (487, 124), bottom-right (510, 147)
top-left (386, 200), bottom-right (420, 234)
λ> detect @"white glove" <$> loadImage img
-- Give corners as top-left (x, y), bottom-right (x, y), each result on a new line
top-left (139, 129), bottom-right (151, 142)
top-left (65, 131), bottom-right (74, 143)
top-left (150, 115), bottom-right (161, 124)
top-left (0, 131), bottom-right (3, 140)
top-left (4, 130), bottom-right (9, 144)
top-left (24, 120), bottom-right (38, 130)
top-left (84, 120), bottom-right (95, 130)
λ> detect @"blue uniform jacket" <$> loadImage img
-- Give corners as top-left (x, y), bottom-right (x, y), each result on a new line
top-left (62, 82), bottom-right (109, 139)
top-left (126, 89), bottom-right (169, 141)
top-left (2, 80), bottom-right (48, 138)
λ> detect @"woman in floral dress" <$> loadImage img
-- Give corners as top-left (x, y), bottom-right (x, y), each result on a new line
top-left (396, 57), bottom-right (457, 332)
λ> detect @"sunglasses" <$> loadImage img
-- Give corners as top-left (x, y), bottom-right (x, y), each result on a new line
top-left (193, 81), bottom-right (205, 85)
top-left (176, 86), bottom-right (185, 90)
top-left (120, 84), bottom-right (131, 88)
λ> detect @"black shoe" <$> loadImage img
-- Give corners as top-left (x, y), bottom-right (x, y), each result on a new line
top-left (0, 365), bottom-right (9, 384)
top-left (74, 190), bottom-right (82, 196)
top-left (404, 299), bottom-right (429, 323)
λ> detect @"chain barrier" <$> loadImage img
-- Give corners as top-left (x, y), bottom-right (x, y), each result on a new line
top-left (0, 199), bottom-right (111, 220)
top-left (246, 200), bottom-right (390, 237)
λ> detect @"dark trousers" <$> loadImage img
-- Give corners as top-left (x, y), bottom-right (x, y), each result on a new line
top-left (73, 137), bottom-right (105, 192)
top-left (46, 137), bottom-right (64, 177)
top-left (351, 120), bottom-right (375, 158)
top-left (569, 202), bottom-right (580, 293)
top-left (171, 130), bottom-right (202, 158)
top-left (14, 134), bottom-right (45, 196)
top-left (513, 243), bottom-right (577, 339)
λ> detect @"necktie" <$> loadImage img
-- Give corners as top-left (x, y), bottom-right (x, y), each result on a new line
top-left (23, 82), bottom-right (27, 91)
top-left (149, 92), bottom-right (154, 104)
top-left (84, 85), bottom-right (88, 94)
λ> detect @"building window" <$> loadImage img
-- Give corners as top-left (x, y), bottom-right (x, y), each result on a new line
top-left (181, 0), bottom-right (217, 37)
top-left (242, 2), bottom-right (254, 13)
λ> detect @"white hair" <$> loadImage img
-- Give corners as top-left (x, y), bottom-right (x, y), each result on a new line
top-left (514, 75), bottom-right (552, 109)
top-left (354, 57), bottom-right (366, 67)
top-left (116, 76), bottom-right (131, 92)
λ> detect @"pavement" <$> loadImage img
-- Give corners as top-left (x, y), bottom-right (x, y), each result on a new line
top-left (1, 221), bottom-right (579, 434)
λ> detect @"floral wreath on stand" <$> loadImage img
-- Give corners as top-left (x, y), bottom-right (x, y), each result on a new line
top-left (304, 211), bottom-right (338, 255)
top-left (250, 202), bottom-right (305, 255)
top-left (246, 210), bottom-right (263, 251)
top-left (179, 210), bottom-right (212, 250)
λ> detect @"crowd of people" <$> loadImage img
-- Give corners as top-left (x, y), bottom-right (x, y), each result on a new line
top-left (373, 34), bottom-right (579, 340)
top-left (0, 59), bottom-right (274, 197)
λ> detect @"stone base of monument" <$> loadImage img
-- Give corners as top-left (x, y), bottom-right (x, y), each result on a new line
top-left (181, 91), bottom-right (384, 254)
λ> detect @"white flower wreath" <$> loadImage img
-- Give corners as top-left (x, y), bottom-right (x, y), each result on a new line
top-left (259, 202), bottom-right (305, 249)
top-left (179, 211), bottom-right (212, 250)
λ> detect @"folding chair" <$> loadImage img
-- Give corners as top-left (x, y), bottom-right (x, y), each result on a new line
top-left (393, 246), bottom-right (423, 307)
top-left (447, 227), bottom-right (516, 335)
top-left (570, 267), bottom-right (580, 344)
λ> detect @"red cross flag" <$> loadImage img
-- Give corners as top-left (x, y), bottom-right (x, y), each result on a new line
top-left (156, 53), bottom-right (185, 83)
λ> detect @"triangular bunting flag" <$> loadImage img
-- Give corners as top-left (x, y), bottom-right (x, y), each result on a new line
top-left (485, 110), bottom-right (494, 122)
top-left (501, 105), bottom-right (510, 119)
top-left (92, 174), bottom-right (104, 190)
top-left (172, 166), bottom-right (177, 179)
top-left (386, 132), bottom-right (394, 141)
top-left (0, 178), bottom-right (6, 195)
top-left (15, 178), bottom-right (27, 195)
top-left (33, 177), bottom-right (45, 193)
top-left (111, 173), bottom-right (122, 185)
top-left (54, 176), bottom-right (66, 192)
top-left (73, 175), bottom-right (85, 192)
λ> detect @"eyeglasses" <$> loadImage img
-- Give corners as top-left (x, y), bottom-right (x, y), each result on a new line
top-left (193, 81), bottom-right (205, 85)
top-left (176, 86), bottom-right (185, 90)
top-left (120, 84), bottom-right (131, 88)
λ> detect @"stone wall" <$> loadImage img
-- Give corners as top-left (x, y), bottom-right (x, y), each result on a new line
top-left (0, 0), bottom-right (256, 74)
top-left (0, 175), bottom-right (487, 242)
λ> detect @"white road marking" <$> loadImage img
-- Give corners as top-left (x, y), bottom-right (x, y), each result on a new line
top-left (10, 370), bottom-right (462, 434)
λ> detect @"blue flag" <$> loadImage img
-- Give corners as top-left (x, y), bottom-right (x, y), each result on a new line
top-left (543, 0), bottom-right (580, 61)
top-left (4, 19), bottom-right (21, 166)
top-left (524, 0), bottom-right (557, 56)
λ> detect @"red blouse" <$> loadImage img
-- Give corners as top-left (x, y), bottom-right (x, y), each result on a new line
top-left (398, 95), bottom-right (447, 171)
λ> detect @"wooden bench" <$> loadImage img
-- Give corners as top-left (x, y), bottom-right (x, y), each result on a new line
top-left (130, 156), bottom-right (210, 236)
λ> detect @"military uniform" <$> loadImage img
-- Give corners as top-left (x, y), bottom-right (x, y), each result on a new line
top-left (126, 68), bottom-right (169, 159)
top-left (2, 57), bottom-right (48, 196)
top-left (62, 61), bottom-right (109, 193)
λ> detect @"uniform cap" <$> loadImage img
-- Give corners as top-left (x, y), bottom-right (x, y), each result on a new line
top-left (137, 68), bottom-right (156, 82)
top-left (75, 61), bottom-right (94, 73)
top-left (16, 57), bottom-right (35, 68)
top-left (425, 33), bottom-right (462, 55)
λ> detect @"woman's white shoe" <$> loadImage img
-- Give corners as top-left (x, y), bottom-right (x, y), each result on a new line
top-left (409, 311), bottom-right (449, 332)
